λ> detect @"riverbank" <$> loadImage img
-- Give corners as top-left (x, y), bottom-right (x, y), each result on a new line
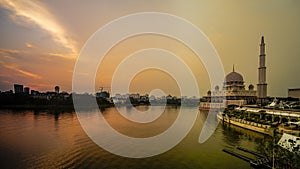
top-left (0, 103), bottom-right (113, 110)
top-left (219, 114), bottom-right (300, 137)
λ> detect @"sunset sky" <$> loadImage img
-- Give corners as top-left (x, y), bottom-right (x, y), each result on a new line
top-left (0, 0), bottom-right (299, 97)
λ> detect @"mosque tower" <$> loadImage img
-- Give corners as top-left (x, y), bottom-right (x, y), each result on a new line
top-left (257, 36), bottom-right (267, 104)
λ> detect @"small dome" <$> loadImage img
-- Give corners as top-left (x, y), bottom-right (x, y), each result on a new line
top-left (225, 71), bottom-right (244, 83)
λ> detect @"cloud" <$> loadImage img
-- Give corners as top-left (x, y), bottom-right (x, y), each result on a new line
top-left (47, 52), bottom-right (77, 60)
top-left (0, 48), bottom-right (24, 55)
top-left (0, 47), bottom-right (76, 62)
top-left (0, 48), bottom-right (28, 61)
top-left (25, 42), bottom-right (33, 48)
top-left (0, 0), bottom-right (78, 55)
top-left (0, 61), bottom-right (42, 79)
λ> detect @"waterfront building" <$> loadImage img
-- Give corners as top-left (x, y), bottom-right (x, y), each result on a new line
top-left (130, 93), bottom-right (140, 100)
top-left (288, 88), bottom-right (300, 100)
top-left (257, 36), bottom-right (268, 104)
top-left (200, 66), bottom-right (256, 109)
top-left (200, 36), bottom-right (267, 109)
top-left (45, 92), bottom-right (57, 100)
top-left (55, 86), bottom-right (60, 94)
top-left (96, 91), bottom-right (110, 98)
top-left (31, 90), bottom-right (39, 95)
top-left (14, 84), bottom-right (23, 94)
top-left (23, 87), bottom-right (30, 94)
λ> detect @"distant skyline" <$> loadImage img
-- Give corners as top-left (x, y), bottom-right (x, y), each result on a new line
top-left (0, 0), bottom-right (300, 97)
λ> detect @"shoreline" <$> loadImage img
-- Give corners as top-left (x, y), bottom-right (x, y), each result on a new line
top-left (219, 115), bottom-right (300, 137)
top-left (0, 103), bottom-right (193, 111)
top-left (0, 104), bottom-right (113, 110)
top-left (219, 116), bottom-right (274, 136)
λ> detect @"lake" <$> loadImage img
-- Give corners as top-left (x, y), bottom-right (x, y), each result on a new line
top-left (0, 106), bottom-right (269, 169)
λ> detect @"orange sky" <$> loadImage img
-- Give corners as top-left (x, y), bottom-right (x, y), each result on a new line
top-left (0, 0), bottom-right (299, 97)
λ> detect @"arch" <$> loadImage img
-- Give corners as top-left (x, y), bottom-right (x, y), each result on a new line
top-left (274, 116), bottom-right (280, 122)
top-left (281, 117), bottom-right (289, 123)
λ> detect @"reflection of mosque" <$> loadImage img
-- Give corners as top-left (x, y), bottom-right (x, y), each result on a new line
top-left (200, 36), bottom-right (267, 109)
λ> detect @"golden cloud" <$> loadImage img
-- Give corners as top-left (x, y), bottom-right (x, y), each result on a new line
top-left (0, 61), bottom-right (42, 79)
top-left (0, 0), bottom-right (78, 56)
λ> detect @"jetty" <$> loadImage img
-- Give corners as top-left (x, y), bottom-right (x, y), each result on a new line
top-left (236, 147), bottom-right (264, 158)
top-left (223, 147), bottom-right (272, 169)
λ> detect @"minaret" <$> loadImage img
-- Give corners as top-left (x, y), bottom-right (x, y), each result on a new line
top-left (257, 36), bottom-right (267, 104)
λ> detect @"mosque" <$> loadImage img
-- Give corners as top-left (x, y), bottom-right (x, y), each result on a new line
top-left (199, 36), bottom-right (268, 109)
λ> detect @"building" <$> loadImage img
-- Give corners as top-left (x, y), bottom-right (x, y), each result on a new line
top-left (200, 66), bottom-right (256, 109)
top-left (129, 93), bottom-right (140, 100)
top-left (14, 84), bottom-right (23, 94)
top-left (288, 88), bottom-right (300, 100)
top-left (31, 90), bottom-right (39, 95)
top-left (200, 36), bottom-right (267, 109)
top-left (55, 86), bottom-right (60, 94)
top-left (96, 91), bottom-right (110, 98)
top-left (23, 87), bottom-right (30, 94)
top-left (257, 36), bottom-right (268, 104)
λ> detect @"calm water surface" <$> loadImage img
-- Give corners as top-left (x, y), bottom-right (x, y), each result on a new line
top-left (0, 106), bottom-right (269, 169)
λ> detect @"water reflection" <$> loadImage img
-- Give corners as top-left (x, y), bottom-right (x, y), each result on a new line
top-left (221, 124), bottom-right (242, 146)
top-left (0, 107), bottom-right (267, 169)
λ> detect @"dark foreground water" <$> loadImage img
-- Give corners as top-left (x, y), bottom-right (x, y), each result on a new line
top-left (0, 106), bottom-right (269, 169)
